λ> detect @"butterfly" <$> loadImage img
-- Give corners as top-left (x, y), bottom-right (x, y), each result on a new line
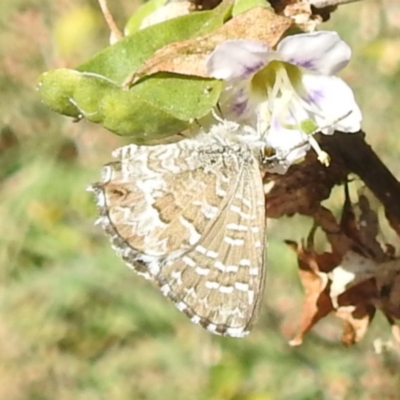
top-left (89, 119), bottom-right (294, 337)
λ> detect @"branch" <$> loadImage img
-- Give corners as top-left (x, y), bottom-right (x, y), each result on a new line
top-left (97, 0), bottom-right (123, 42)
top-left (310, 0), bottom-right (362, 8)
top-left (320, 132), bottom-right (400, 236)
top-left (264, 131), bottom-right (400, 238)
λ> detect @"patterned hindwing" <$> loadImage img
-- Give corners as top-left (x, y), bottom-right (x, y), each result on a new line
top-left (89, 133), bottom-right (267, 337)
top-left (156, 157), bottom-right (267, 337)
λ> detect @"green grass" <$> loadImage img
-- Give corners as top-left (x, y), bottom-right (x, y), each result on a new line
top-left (1, 1), bottom-right (400, 399)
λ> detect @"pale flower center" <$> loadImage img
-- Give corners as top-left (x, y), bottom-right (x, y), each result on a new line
top-left (251, 61), bottom-right (309, 131)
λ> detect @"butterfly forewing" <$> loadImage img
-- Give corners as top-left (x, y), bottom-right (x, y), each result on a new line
top-left (94, 139), bottom-right (238, 260)
top-left (159, 158), bottom-right (266, 337)
top-left (91, 130), bottom-right (267, 337)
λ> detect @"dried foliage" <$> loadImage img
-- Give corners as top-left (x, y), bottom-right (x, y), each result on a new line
top-left (283, 185), bottom-right (400, 346)
top-left (260, 127), bottom-right (400, 346)
top-left (192, 0), bottom-right (341, 29)
top-left (124, 7), bottom-right (291, 85)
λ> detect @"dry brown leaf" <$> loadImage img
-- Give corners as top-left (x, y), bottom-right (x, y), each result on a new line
top-left (286, 232), bottom-right (336, 346)
top-left (357, 189), bottom-right (380, 238)
top-left (355, 194), bottom-right (386, 261)
top-left (340, 186), bottom-right (388, 261)
top-left (269, 0), bottom-right (334, 27)
top-left (264, 148), bottom-right (349, 219)
top-left (314, 198), bottom-right (387, 344)
top-left (261, 118), bottom-right (400, 346)
top-left (281, 0), bottom-right (321, 32)
top-left (329, 251), bottom-right (376, 307)
top-left (340, 184), bottom-right (361, 245)
top-left (314, 206), bottom-right (352, 257)
top-left (287, 199), bottom-right (400, 345)
top-left (334, 277), bottom-right (377, 344)
top-left (376, 259), bottom-right (400, 319)
top-left (337, 304), bottom-right (376, 346)
top-left (124, 7), bottom-right (292, 86)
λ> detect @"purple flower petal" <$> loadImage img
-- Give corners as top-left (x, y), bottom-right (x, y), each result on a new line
top-left (277, 31), bottom-right (351, 75)
top-left (206, 40), bottom-right (272, 80)
top-left (231, 100), bottom-right (248, 115)
top-left (301, 74), bottom-right (362, 133)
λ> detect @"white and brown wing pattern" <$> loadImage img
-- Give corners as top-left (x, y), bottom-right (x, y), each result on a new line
top-left (90, 131), bottom-right (267, 337)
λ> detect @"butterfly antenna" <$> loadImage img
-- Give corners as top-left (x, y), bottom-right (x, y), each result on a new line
top-left (315, 110), bottom-right (353, 134)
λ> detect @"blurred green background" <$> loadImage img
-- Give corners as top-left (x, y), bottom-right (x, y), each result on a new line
top-left (1, 1), bottom-right (400, 399)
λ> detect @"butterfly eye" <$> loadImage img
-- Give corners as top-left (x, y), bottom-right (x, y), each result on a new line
top-left (263, 147), bottom-right (276, 158)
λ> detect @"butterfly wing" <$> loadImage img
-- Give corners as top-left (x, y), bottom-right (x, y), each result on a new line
top-left (90, 135), bottom-right (266, 336)
top-left (157, 157), bottom-right (266, 337)
top-left (91, 138), bottom-right (241, 265)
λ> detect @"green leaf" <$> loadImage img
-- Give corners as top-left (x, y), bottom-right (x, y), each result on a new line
top-left (78, 1), bottom-right (232, 83)
top-left (37, 69), bottom-right (222, 141)
top-left (99, 87), bottom-right (189, 140)
top-left (232, 0), bottom-right (272, 16)
top-left (37, 2), bottom-right (234, 140)
top-left (37, 69), bottom-right (82, 119)
top-left (129, 73), bottom-right (223, 121)
top-left (124, 0), bottom-right (167, 35)
top-left (99, 73), bottom-right (222, 138)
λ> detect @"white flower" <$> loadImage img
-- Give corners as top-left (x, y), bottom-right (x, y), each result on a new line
top-left (206, 31), bottom-right (362, 173)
